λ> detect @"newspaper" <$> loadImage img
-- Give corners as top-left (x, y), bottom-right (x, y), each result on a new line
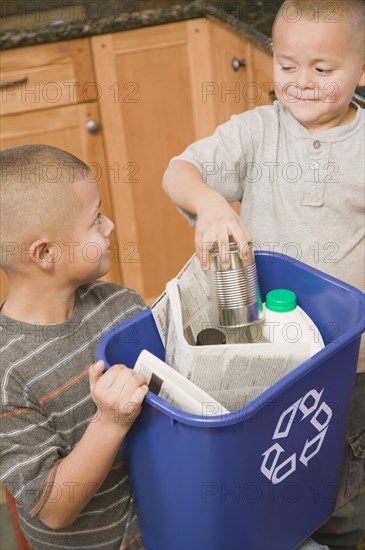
top-left (152, 255), bottom-right (212, 345)
top-left (134, 350), bottom-right (229, 416)
top-left (151, 254), bottom-right (311, 412)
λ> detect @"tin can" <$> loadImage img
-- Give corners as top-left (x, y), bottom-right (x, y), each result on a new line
top-left (208, 241), bottom-right (264, 327)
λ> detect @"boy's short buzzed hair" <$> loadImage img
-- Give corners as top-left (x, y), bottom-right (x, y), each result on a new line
top-left (274, 0), bottom-right (365, 58)
top-left (0, 144), bottom-right (90, 270)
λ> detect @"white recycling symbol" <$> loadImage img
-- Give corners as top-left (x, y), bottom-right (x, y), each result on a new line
top-left (261, 388), bottom-right (332, 484)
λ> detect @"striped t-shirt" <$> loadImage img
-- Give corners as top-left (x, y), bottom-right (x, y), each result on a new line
top-left (0, 281), bottom-right (146, 550)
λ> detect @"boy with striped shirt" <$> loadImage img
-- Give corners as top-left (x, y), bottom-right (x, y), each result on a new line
top-left (0, 144), bottom-right (148, 550)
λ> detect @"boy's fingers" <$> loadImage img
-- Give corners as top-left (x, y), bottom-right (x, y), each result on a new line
top-left (117, 370), bottom-right (147, 400)
top-left (88, 360), bottom-right (104, 390)
top-left (112, 364), bottom-right (145, 386)
top-left (124, 386), bottom-right (149, 421)
top-left (197, 241), bottom-right (209, 270)
top-left (197, 239), bottom-right (219, 270)
top-left (134, 384), bottom-right (149, 403)
top-left (97, 365), bottom-right (145, 398)
top-left (218, 234), bottom-right (231, 268)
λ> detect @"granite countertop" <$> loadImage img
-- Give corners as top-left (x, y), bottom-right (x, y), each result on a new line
top-left (0, 0), bottom-right (281, 51)
top-left (1, 0), bottom-right (364, 104)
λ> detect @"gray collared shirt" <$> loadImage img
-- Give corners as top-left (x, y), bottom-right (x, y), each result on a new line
top-left (172, 101), bottom-right (364, 371)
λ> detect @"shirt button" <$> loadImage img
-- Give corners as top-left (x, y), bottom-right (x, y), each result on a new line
top-left (313, 140), bottom-right (321, 149)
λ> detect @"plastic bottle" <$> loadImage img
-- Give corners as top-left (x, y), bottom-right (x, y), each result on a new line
top-left (260, 289), bottom-right (325, 356)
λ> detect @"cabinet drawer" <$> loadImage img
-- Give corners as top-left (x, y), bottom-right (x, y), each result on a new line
top-left (0, 38), bottom-right (96, 115)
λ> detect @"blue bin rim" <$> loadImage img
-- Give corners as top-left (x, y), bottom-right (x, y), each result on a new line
top-left (97, 251), bottom-right (365, 428)
top-left (256, 251), bottom-right (365, 298)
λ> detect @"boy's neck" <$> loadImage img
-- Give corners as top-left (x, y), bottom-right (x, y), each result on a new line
top-left (1, 284), bottom-right (77, 325)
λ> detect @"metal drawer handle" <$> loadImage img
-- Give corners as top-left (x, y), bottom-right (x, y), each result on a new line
top-left (0, 77), bottom-right (28, 89)
top-left (86, 120), bottom-right (101, 134)
top-left (231, 58), bottom-right (246, 71)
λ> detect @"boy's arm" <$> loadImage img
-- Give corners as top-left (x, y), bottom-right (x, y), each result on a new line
top-left (163, 160), bottom-right (251, 268)
top-left (38, 361), bottom-right (148, 530)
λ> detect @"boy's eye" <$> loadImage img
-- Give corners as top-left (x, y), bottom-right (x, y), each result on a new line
top-left (94, 212), bottom-right (103, 224)
top-left (316, 67), bottom-right (333, 75)
top-left (281, 65), bottom-right (295, 72)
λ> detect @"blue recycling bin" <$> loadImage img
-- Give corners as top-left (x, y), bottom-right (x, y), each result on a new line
top-left (96, 251), bottom-right (365, 550)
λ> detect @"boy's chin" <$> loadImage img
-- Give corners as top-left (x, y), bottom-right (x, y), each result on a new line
top-left (96, 263), bottom-right (111, 281)
top-left (87, 261), bottom-right (111, 283)
top-left (282, 102), bottom-right (327, 127)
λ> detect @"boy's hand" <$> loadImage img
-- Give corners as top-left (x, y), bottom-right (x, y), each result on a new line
top-left (195, 194), bottom-right (252, 269)
top-left (89, 360), bottom-right (148, 433)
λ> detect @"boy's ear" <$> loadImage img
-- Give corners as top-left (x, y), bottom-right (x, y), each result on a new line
top-left (29, 239), bottom-right (59, 270)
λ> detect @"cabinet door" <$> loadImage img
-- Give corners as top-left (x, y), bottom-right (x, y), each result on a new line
top-left (209, 21), bottom-right (253, 125)
top-left (0, 102), bottom-right (120, 300)
top-left (251, 47), bottom-right (275, 106)
top-left (92, 23), bottom-right (200, 302)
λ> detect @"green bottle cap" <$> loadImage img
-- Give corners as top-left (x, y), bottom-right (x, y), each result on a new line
top-left (265, 289), bottom-right (297, 312)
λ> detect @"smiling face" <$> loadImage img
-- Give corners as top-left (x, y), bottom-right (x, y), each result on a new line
top-left (272, 15), bottom-right (365, 133)
top-left (62, 176), bottom-right (115, 285)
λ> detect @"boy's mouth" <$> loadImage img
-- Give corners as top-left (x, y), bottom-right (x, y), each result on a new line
top-left (282, 87), bottom-right (322, 103)
top-left (289, 97), bottom-right (321, 103)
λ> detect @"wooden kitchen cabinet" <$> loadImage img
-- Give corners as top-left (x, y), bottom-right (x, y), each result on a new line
top-left (0, 22), bottom-right (215, 304)
top-left (0, 39), bottom-right (120, 300)
top-left (251, 45), bottom-right (275, 106)
top-left (92, 20), bottom-right (216, 302)
top-left (209, 21), bottom-right (253, 125)
top-left (0, 19), bottom-right (273, 304)
top-left (209, 20), bottom-right (274, 120)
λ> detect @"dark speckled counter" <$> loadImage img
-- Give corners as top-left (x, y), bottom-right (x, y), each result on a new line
top-left (1, 0), bottom-right (364, 105)
top-left (1, 0), bottom-right (280, 51)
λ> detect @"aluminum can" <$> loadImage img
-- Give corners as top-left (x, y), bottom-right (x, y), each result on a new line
top-left (208, 242), bottom-right (264, 327)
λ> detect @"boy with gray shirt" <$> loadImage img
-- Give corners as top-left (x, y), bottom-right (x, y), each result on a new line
top-left (163, 1), bottom-right (365, 548)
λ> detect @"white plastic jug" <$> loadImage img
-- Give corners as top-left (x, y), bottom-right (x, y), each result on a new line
top-left (260, 289), bottom-right (324, 356)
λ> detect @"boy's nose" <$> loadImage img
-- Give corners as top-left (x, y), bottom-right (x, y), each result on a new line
top-left (296, 68), bottom-right (315, 89)
top-left (104, 215), bottom-right (115, 236)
